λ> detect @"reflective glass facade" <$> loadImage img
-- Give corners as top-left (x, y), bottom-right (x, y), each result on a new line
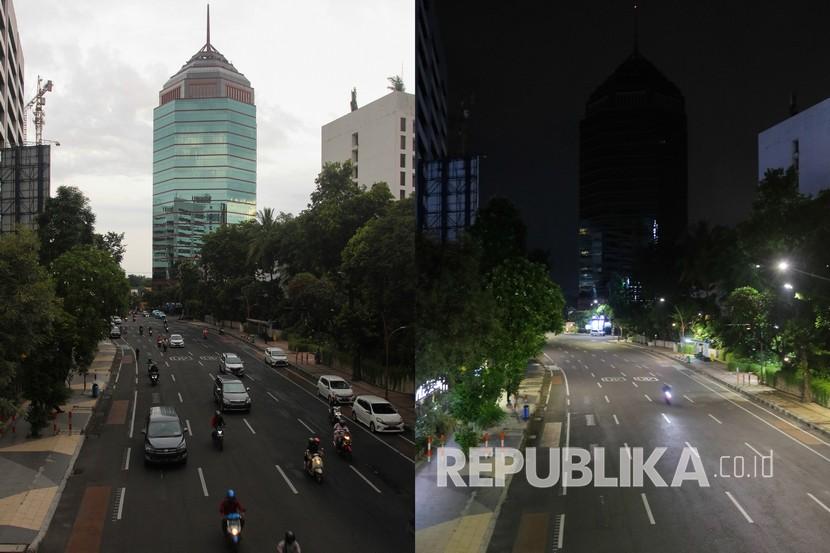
top-left (152, 98), bottom-right (256, 280)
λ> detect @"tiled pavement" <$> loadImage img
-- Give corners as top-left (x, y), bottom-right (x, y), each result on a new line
top-left (0, 340), bottom-right (118, 550)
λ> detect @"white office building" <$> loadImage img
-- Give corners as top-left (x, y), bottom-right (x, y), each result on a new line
top-left (758, 98), bottom-right (830, 196)
top-left (322, 90), bottom-right (416, 200)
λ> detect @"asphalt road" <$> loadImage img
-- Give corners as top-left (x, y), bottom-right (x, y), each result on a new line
top-left (487, 334), bottom-right (830, 553)
top-left (40, 317), bottom-right (414, 552)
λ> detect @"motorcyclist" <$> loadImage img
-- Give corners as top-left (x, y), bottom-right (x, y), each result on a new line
top-left (276, 531), bottom-right (302, 553)
top-left (149, 362), bottom-right (159, 379)
top-left (333, 417), bottom-right (350, 448)
top-left (203, 328), bottom-right (209, 339)
top-left (139, 325), bottom-right (144, 336)
top-left (219, 489), bottom-right (245, 532)
top-left (162, 338), bottom-right (168, 353)
top-left (661, 383), bottom-right (672, 395)
top-left (329, 403), bottom-right (341, 425)
top-left (304, 436), bottom-right (322, 470)
top-left (211, 410), bottom-right (225, 432)
top-left (148, 327), bottom-right (153, 336)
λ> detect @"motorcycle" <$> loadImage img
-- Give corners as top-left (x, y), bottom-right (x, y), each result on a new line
top-left (223, 512), bottom-right (243, 546)
top-left (148, 328), bottom-right (153, 336)
top-left (203, 330), bottom-right (208, 340)
top-left (305, 451), bottom-right (324, 483)
top-left (663, 389), bottom-right (672, 405)
top-left (212, 425), bottom-right (225, 451)
top-left (150, 372), bottom-right (159, 386)
top-left (329, 406), bottom-right (342, 426)
top-left (334, 432), bottom-right (353, 461)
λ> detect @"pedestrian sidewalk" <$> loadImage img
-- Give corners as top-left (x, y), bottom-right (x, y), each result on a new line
top-left (188, 320), bottom-right (415, 429)
top-left (0, 340), bottom-right (119, 551)
top-left (630, 341), bottom-right (830, 438)
top-left (415, 360), bottom-right (548, 553)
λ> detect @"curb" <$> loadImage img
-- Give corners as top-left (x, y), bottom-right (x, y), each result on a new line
top-left (27, 342), bottom-right (120, 552)
top-left (628, 342), bottom-right (830, 441)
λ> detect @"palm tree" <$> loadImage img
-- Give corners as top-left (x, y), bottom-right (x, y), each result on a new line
top-left (248, 208), bottom-right (278, 280)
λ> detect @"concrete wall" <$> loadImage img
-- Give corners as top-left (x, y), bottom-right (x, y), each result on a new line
top-left (322, 91), bottom-right (416, 200)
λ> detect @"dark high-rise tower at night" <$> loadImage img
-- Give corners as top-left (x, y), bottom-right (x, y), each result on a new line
top-left (577, 38), bottom-right (687, 308)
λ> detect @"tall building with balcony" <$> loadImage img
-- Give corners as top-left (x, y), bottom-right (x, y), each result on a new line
top-left (321, 89), bottom-right (415, 201)
top-left (152, 8), bottom-right (256, 282)
top-left (578, 46), bottom-right (687, 308)
top-left (0, 0), bottom-right (23, 149)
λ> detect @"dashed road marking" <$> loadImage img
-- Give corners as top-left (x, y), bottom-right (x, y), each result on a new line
top-left (725, 491), bottom-right (754, 523)
top-left (604, 395), bottom-right (610, 403)
top-left (197, 467), bottom-right (209, 496)
top-left (243, 418), bottom-right (256, 435)
top-left (632, 382), bottom-right (639, 388)
top-left (350, 465), bottom-right (382, 494)
top-left (807, 492), bottom-right (830, 514)
top-left (597, 382), bottom-right (602, 389)
top-left (267, 391), bottom-right (279, 403)
top-left (123, 448), bottom-right (131, 471)
top-left (708, 413), bottom-right (722, 424)
top-left (275, 464), bottom-right (298, 494)
top-left (644, 394), bottom-right (652, 402)
top-left (683, 394), bottom-right (694, 403)
top-left (297, 418), bottom-right (314, 433)
top-left (613, 414), bottom-right (619, 425)
top-left (641, 493), bottom-right (656, 525)
top-left (661, 413), bottom-right (671, 424)
top-left (684, 441), bottom-right (700, 458)
top-left (186, 419), bottom-right (192, 436)
top-left (170, 373), bottom-right (176, 383)
top-left (177, 392), bottom-right (184, 403)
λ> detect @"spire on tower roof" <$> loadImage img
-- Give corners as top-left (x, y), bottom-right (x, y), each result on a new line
top-left (207, 4), bottom-right (211, 47)
top-left (633, 1), bottom-right (639, 55)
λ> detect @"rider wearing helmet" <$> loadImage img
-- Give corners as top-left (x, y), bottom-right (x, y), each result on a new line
top-left (277, 530), bottom-right (302, 553)
top-left (333, 417), bottom-right (350, 448)
top-left (219, 489), bottom-right (245, 532)
top-left (210, 410), bottom-right (225, 432)
top-left (304, 436), bottom-right (321, 470)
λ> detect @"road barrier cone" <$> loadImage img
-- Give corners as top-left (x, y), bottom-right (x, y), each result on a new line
top-left (500, 431), bottom-right (505, 448)
top-left (68, 411), bottom-right (72, 435)
top-left (427, 435), bottom-right (432, 462)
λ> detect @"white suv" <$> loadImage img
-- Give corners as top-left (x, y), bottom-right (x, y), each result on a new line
top-left (316, 375), bottom-right (354, 404)
top-left (352, 395), bottom-right (404, 433)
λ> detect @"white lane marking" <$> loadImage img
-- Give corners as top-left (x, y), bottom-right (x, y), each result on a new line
top-left (685, 372), bottom-right (830, 462)
top-left (208, 373), bottom-right (215, 380)
top-left (170, 373), bottom-right (176, 383)
top-left (186, 419), bottom-right (192, 436)
top-left (399, 434), bottom-right (416, 445)
top-left (297, 418), bottom-right (314, 433)
top-left (610, 364), bottom-right (616, 369)
top-left (116, 487), bottom-right (125, 520)
top-left (350, 465), bottom-right (382, 494)
top-left (613, 414), bottom-right (620, 425)
top-left (177, 392), bottom-right (184, 403)
top-left (744, 442), bottom-right (764, 457)
top-left (597, 382), bottom-right (603, 389)
top-left (649, 371), bottom-right (657, 377)
top-left (275, 464), bottom-right (298, 494)
top-left (725, 491), bottom-right (754, 523)
top-left (684, 441), bottom-right (701, 458)
top-left (619, 371), bottom-right (626, 376)
top-left (247, 373), bottom-right (258, 382)
top-left (271, 366), bottom-right (411, 463)
top-left (123, 448), bottom-right (131, 471)
top-left (243, 418), bottom-right (256, 435)
top-left (129, 390), bottom-right (137, 439)
top-left (632, 382), bottom-right (639, 388)
top-left (266, 391), bottom-right (279, 403)
top-left (683, 394), bottom-right (694, 403)
top-left (708, 413), bottom-right (723, 424)
top-left (165, 361), bottom-right (169, 368)
top-left (197, 467), bottom-right (209, 496)
top-left (591, 372), bottom-right (596, 378)
top-left (562, 412), bottom-right (571, 496)
top-left (566, 398), bottom-right (570, 406)
top-left (561, 366), bottom-right (570, 397)
top-left (556, 513), bottom-right (565, 549)
top-left (661, 413), bottom-right (671, 424)
top-left (807, 492), bottom-right (830, 514)
top-left (198, 360), bottom-right (204, 367)
top-left (604, 395), bottom-right (610, 404)
top-left (644, 394), bottom-right (652, 402)
top-left (641, 493), bottom-right (656, 525)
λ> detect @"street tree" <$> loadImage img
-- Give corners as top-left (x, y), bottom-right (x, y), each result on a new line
top-left (37, 186), bottom-right (96, 266)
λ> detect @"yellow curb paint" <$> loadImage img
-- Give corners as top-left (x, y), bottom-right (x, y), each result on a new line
top-left (0, 435), bottom-right (79, 455)
top-left (445, 513), bottom-right (492, 553)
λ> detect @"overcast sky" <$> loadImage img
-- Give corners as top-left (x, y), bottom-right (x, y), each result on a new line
top-left (15, 0), bottom-right (414, 276)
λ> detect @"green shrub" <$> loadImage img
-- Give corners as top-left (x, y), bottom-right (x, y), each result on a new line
top-left (455, 424), bottom-right (481, 454)
top-left (811, 378), bottom-right (830, 408)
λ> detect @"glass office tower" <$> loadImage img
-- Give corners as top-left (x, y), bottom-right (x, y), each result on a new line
top-left (152, 14), bottom-right (256, 282)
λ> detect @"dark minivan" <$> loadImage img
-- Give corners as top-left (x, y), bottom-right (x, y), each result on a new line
top-left (143, 406), bottom-right (188, 465)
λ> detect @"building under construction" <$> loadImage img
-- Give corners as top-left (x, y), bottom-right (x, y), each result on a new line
top-left (0, 144), bottom-right (50, 233)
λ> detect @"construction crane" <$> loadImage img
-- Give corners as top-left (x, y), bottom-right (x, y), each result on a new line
top-left (23, 76), bottom-right (53, 145)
